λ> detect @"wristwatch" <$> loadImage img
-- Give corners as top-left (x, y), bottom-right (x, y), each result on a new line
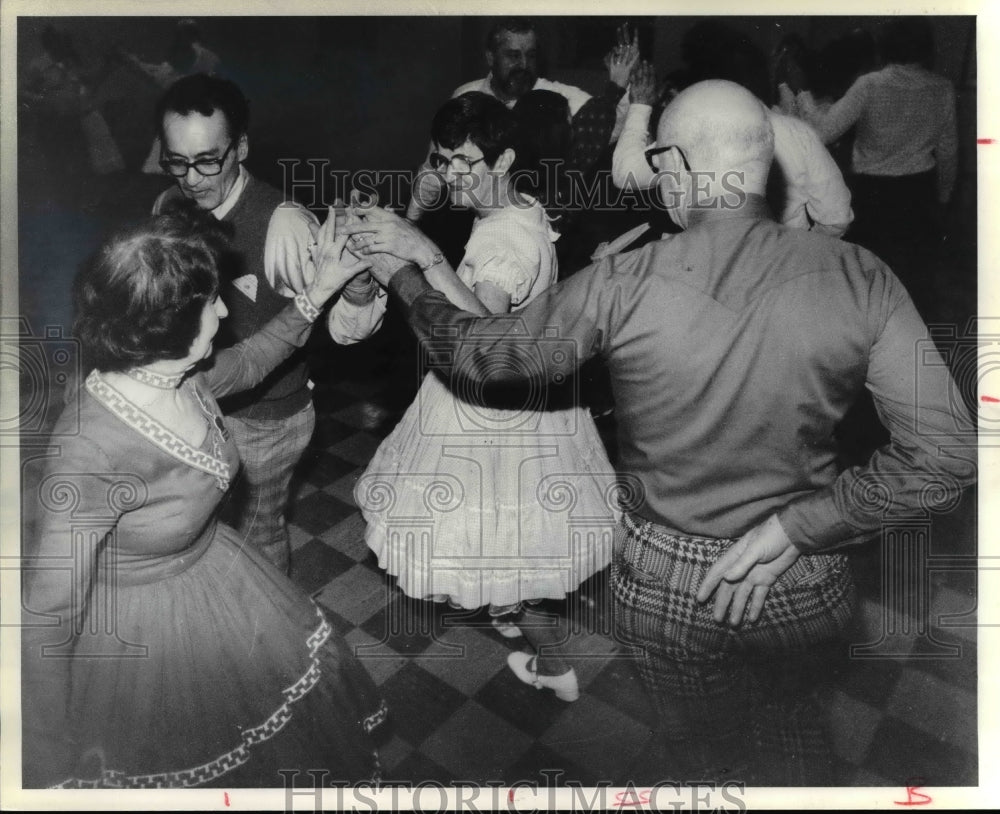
top-left (418, 251), bottom-right (444, 272)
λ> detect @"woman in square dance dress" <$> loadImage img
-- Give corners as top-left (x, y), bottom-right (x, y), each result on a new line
top-left (21, 207), bottom-right (387, 788)
top-left (351, 92), bottom-right (620, 702)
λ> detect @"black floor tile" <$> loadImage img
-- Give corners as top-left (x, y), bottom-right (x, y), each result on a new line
top-left (908, 637), bottom-right (977, 689)
top-left (473, 665), bottom-right (572, 739)
top-left (379, 661), bottom-right (470, 746)
top-left (288, 490), bottom-right (356, 535)
top-left (502, 741), bottom-right (598, 787)
top-left (297, 448), bottom-right (359, 488)
top-left (309, 415), bottom-right (367, 448)
top-left (315, 600), bottom-right (360, 637)
top-left (383, 750), bottom-right (455, 785)
top-left (613, 732), bottom-right (683, 786)
top-left (360, 594), bottom-right (446, 656)
top-left (863, 717), bottom-right (978, 787)
top-left (585, 657), bottom-right (657, 723)
top-left (290, 538), bottom-right (356, 594)
top-left (832, 654), bottom-right (906, 711)
top-left (829, 752), bottom-right (862, 786)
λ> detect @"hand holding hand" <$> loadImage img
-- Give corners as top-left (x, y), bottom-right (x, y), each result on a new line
top-left (345, 196), bottom-right (441, 268)
top-left (269, 211), bottom-right (318, 294)
top-left (305, 205), bottom-right (372, 305)
top-left (344, 198), bottom-right (410, 288)
top-left (695, 514), bottom-right (802, 627)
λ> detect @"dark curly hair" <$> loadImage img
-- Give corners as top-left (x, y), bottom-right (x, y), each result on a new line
top-left (155, 72), bottom-right (250, 141)
top-left (430, 91), bottom-right (517, 167)
top-left (73, 206), bottom-right (226, 373)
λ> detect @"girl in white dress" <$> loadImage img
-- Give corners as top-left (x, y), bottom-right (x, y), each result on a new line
top-left (352, 93), bottom-right (619, 700)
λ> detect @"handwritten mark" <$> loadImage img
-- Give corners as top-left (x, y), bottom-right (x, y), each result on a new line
top-left (612, 789), bottom-right (652, 807)
top-left (508, 788), bottom-right (515, 803)
top-left (982, 395), bottom-right (999, 403)
top-left (978, 138), bottom-right (995, 144)
top-left (224, 792), bottom-right (231, 807)
top-left (894, 779), bottom-right (931, 806)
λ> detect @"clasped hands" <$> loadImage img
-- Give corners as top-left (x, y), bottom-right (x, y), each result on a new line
top-left (299, 191), bottom-right (424, 303)
top-left (340, 192), bottom-right (440, 288)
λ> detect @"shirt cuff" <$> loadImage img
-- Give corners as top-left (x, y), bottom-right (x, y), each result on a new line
top-left (776, 492), bottom-right (869, 551)
top-left (624, 103), bottom-right (653, 131)
top-left (340, 273), bottom-right (380, 305)
top-left (388, 264), bottom-right (433, 308)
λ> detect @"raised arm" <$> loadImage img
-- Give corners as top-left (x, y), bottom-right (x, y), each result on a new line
top-left (774, 114), bottom-right (854, 236)
top-left (797, 74), bottom-right (870, 145)
top-left (611, 62), bottom-right (659, 191)
top-left (204, 208), bottom-right (373, 395)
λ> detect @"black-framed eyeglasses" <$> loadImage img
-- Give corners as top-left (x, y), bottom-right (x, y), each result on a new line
top-left (644, 144), bottom-right (691, 174)
top-left (159, 140), bottom-right (237, 178)
top-left (429, 151), bottom-right (487, 174)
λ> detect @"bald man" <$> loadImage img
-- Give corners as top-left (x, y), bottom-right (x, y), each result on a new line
top-left (350, 80), bottom-right (976, 784)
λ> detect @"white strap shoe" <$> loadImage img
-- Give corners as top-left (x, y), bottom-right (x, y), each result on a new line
top-left (491, 617), bottom-right (523, 639)
top-left (507, 651), bottom-right (580, 702)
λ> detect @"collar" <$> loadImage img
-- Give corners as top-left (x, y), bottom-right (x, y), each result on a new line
top-left (684, 193), bottom-right (774, 231)
top-left (211, 165), bottom-right (248, 220)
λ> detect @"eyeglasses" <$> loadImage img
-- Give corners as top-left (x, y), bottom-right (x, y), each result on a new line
top-left (429, 151), bottom-right (487, 174)
top-left (644, 144), bottom-right (691, 174)
top-left (159, 140), bottom-right (237, 178)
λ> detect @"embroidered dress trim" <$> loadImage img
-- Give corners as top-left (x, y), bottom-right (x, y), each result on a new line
top-left (294, 291), bottom-right (320, 322)
top-left (51, 608), bottom-right (383, 788)
top-left (86, 370), bottom-right (231, 491)
top-left (123, 366), bottom-right (186, 390)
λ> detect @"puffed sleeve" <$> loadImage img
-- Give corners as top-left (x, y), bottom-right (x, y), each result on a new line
top-left (463, 220), bottom-right (542, 308)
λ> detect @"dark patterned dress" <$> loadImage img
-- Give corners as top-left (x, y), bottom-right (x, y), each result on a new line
top-left (22, 301), bottom-right (386, 788)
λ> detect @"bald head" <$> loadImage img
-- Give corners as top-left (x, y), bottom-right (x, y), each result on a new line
top-left (657, 80), bottom-right (774, 187)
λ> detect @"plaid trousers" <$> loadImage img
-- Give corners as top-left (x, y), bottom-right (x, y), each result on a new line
top-left (610, 512), bottom-right (855, 785)
top-left (222, 403), bottom-right (316, 573)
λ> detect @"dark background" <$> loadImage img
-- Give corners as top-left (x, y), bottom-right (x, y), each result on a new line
top-left (16, 14), bottom-right (977, 341)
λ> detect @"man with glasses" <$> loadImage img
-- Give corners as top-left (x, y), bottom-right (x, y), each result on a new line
top-left (612, 59), bottom-right (854, 237)
top-left (350, 79), bottom-right (975, 784)
top-left (152, 73), bottom-right (386, 573)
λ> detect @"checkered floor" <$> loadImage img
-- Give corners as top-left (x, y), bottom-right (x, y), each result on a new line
top-left (16, 171), bottom-right (979, 790)
top-left (280, 325), bottom-right (979, 788)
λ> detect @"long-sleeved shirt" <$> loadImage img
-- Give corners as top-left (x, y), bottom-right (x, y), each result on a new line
top-left (792, 64), bottom-right (959, 203)
top-left (612, 103), bottom-right (853, 236)
top-left (385, 194), bottom-right (976, 551)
